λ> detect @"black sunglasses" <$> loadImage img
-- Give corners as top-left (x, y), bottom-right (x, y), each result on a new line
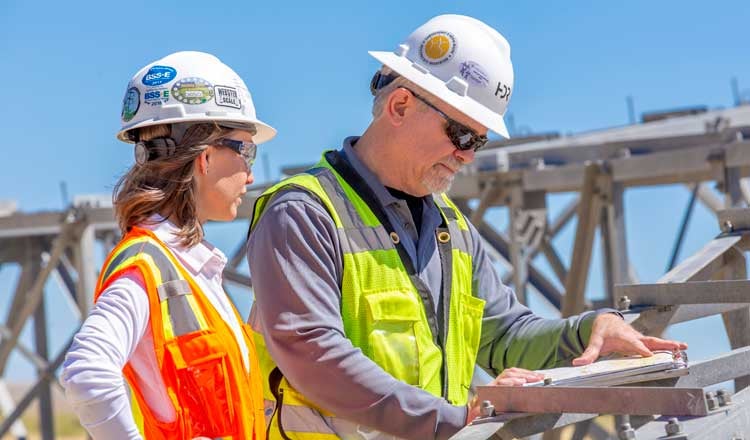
top-left (215, 138), bottom-right (257, 168)
top-left (370, 71), bottom-right (488, 152)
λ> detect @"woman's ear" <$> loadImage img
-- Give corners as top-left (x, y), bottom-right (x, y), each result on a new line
top-left (196, 148), bottom-right (210, 176)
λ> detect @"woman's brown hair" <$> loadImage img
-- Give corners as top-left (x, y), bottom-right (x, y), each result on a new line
top-left (113, 122), bottom-right (234, 247)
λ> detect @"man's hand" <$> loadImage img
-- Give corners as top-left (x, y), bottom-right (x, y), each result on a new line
top-left (466, 367), bottom-right (545, 424)
top-left (572, 313), bottom-right (688, 366)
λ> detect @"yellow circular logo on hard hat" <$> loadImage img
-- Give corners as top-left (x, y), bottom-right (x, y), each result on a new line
top-left (420, 31), bottom-right (456, 65)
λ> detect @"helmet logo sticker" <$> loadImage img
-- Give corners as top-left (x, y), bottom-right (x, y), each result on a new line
top-left (142, 66), bottom-right (177, 87)
top-left (171, 77), bottom-right (215, 105)
top-left (495, 81), bottom-right (511, 101)
top-left (144, 88), bottom-right (170, 107)
top-left (214, 86), bottom-right (241, 109)
top-left (121, 87), bottom-right (140, 122)
top-left (420, 31), bottom-right (456, 65)
top-left (459, 61), bottom-right (489, 87)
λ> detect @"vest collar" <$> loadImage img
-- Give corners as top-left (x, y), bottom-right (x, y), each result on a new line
top-left (141, 214), bottom-right (227, 278)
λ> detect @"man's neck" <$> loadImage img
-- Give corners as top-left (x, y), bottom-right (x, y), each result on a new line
top-left (354, 125), bottom-right (405, 191)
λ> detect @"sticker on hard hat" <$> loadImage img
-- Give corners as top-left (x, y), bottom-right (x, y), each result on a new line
top-left (144, 88), bottom-right (170, 106)
top-left (459, 61), bottom-right (489, 87)
top-left (171, 77), bottom-right (215, 105)
top-left (142, 66), bottom-right (177, 87)
top-left (495, 81), bottom-right (511, 101)
top-left (419, 31), bottom-right (456, 65)
top-left (214, 86), bottom-right (241, 109)
top-left (121, 87), bottom-right (140, 122)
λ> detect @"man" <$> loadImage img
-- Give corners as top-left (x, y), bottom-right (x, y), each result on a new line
top-left (247, 14), bottom-right (686, 440)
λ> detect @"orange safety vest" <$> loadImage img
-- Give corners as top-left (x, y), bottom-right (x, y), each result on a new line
top-left (94, 226), bottom-right (265, 440)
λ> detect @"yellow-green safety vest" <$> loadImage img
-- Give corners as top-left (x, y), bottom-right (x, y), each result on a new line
top-left (250, 152), bottom-right (484, 439)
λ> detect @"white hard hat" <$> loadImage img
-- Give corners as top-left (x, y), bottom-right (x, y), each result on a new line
top-left (369, 15), bottom-right (513, 138)
top-left (117, 51), bottom-right (276, 144)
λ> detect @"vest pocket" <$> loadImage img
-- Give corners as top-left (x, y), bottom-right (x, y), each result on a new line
top-left (364, 291), bottom-right (421, 386)
top-left (166, 330), bottom-right (236, 437)
top-left (459, 294), bottom-right (485, 394)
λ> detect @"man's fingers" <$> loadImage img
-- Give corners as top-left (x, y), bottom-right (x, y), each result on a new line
top-left (572, 332), bottom-right (604, 366)
top-left (641, 336), bottom-right (688, 351)
top-left (500, 368), bottom-right (544, 378)
top-left (490, 367), bottom-right (545, 386)
top-left (629, 338), bottom-right (654, 357)
top-left (495, 377), bottom-right (528, 386)
top-left (572, 348), bottom-right (596, 366)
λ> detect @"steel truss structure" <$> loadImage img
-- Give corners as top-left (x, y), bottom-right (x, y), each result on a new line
top-left (448, 105), bottom-right (750, 439)
top-left (0, 105), bottom-right (749, 438)
top-left (0, 200), bottom-right (260, 439)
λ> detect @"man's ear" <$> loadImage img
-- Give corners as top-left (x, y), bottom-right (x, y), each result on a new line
top-left (385, 88), bottom-right (412, 127)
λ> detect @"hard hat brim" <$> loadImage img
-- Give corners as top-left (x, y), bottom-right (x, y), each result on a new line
top-left (369, 50), bottom-right (510, 139)
top-left (117, 117), bottom-right (277, 145)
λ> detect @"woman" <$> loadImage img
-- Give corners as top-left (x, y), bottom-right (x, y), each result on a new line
top-left (61, 51), bottom-right (276, 440)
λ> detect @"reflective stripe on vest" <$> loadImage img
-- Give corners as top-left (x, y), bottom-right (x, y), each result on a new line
top-left (250, 153), bottom-right (484, 439)
top-left (95, 228), bottom-right (265, 440)
top-left (100, 236), bottom-right (209, 340)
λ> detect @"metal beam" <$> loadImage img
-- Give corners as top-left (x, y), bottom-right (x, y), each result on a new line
top-left (718, 207), bottom-right (750, 234)
top-left (634, 385), bottom-right (750, 440)
top-left (0, 326), bottom-right (48, 370)
top-left (223, 268), bottom-right (252, 288)
top-left (3, 245), bottom-right (35, 341)
top-left (0, 380), bottom-right (27, 439)
top-left (625, 303), bottom-right (750, 334)
top-left (0, 338), bottom-right (72, 438)
top-left (468, 141), bottom-right (750, 196)
top-left (477, 385), bottom-right (708, 416)
top-left (481, 105), bottom-right (750, 169)
top-left (694, 182), bottom-right (725, 214)
top-left (73, 222), bottom-right (96, 314)
top-left (659, 235), bottom-right (741, 283)
top-left (474, 220), bottom-right (563, 309)
top-left (617, 279), bottom-right (750, 305)
top-left (562, 163), bottom-right (603, 316)
top-left (468, 182), bottom-right (503, 225)
top-left (600, 181), bottom-right (629, 304)
top-left (500, 196), bottom-right (577, 286)
top-left (539, 237), bottom-right (568, 286)
top-left (0, 220), bottom-right (74, 374)
top-left (494, 413), bottom-right (600, 440)
top-left (741, 177), bottom-right (750, 205)
top-left (33, 291), bottom-right (53, 440)
top-left (457, 348), bottom-right (750, 440)
top-left (667, 183), bottom-right (699, 271)
top-left (718, 246), bottom-right (750, 391)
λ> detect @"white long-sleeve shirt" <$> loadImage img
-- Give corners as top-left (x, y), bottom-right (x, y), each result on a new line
top-left (61, 216), bottom-right (250, 439)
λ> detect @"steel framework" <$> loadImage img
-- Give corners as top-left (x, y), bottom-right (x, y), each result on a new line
top-left (1, 105), bottom-right (749, 438)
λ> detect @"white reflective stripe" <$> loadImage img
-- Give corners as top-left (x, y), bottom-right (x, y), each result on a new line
top-left (337, 225), bottom-right (393, 254)
top-left (278, 403), bottom-right (336, 435)
top-left (156, 279), bottom-right (191, 301)
top-left (315, 168), bottom-right (362, 230)
top-left (166, 294), bottom-right (202, 336)
top-left (277, 403), bottom-right (404, 439)
top-left (328, 418), bottom-right (402, 440)
top-left (445, 221), bottom-right (472, 255)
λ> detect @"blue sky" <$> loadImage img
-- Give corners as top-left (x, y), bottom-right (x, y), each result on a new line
top-left (1, 1), bottom-right (748, 380)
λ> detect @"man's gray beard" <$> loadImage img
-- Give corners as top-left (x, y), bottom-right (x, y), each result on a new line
top-left (421, 157), bottom-right (462, 194)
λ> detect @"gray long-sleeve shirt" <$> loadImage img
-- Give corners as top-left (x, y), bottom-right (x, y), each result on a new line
top-left (247, 137), bottom-right (603, 439)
